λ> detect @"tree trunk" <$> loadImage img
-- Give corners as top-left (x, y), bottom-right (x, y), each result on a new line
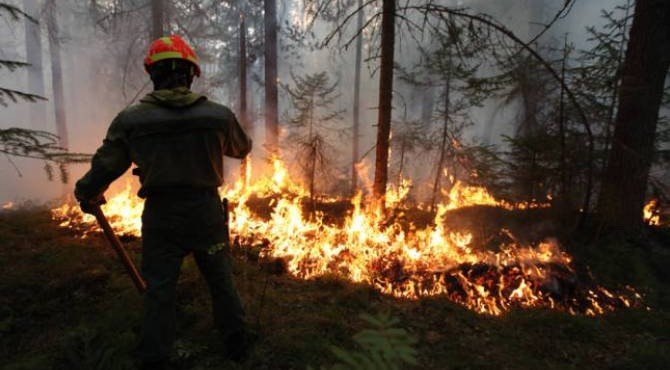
top-left (23, 0), bottom-right (47, 130)
top-left (597, 0), bottom-right (670, 230)
top-left (89, 0), bottom-right (98, 22)
top-left (308, 96), bottom-right (315, 200)
top-left (46, 0), bottom-right (68, 150)
top-left (351, 0), bottom-right (363, 195)
top-left (151, 0), bottom-right (164, 39)
top-left (431, 74), bottom-right (451, 211)
top-left (264, 0), bottom-right (279, 156)
top-left (558, 34), bottom-right (568, 207)
top-left (309, 142), bottom-right (316, 201)
top-left (397, 138), bottom-right (405, 184)
top-left (372, 0), bottom-right (395, 201)
top-left (602, 0), bottom-right (632, 171)
top-left (239, 10), bottom-right (250, 185)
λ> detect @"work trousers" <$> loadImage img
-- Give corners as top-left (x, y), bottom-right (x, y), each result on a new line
top-left (136, 191), bottom-right (245, 362)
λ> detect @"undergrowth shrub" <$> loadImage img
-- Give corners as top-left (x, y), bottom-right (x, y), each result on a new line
top-left (53, 327), bottom-right (134, 370)
top-left (312, 312), bottom-right (418, 370)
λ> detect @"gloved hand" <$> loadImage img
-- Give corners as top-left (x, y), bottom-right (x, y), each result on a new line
top-left (78, 194), bottom-right (106, 214)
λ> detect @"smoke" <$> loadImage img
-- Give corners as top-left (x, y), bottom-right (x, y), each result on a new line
top-left (0, 0), bottom-right (622, 204)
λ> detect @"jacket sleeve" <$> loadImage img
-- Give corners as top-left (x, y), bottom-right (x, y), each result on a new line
top-left (224, 109), bottom-right (253, 159)
top-left (74, 114), bottom-right (132, 201)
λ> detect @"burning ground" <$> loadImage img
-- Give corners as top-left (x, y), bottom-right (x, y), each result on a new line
top-left (1, 197), bottom-right (669, 369)
top-left (53, 158), bottom-right (643, 316)
top-left (0, 159), bottom-right (664, 369)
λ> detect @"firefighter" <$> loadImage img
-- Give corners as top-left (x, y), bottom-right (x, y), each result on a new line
top-left (74, 35), bottom-right (253, 369)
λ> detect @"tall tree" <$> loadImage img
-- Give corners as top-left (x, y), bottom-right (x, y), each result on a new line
top-left (1, 3), bottom-right (89, 182)
top-left (239, 9), bottom-right (250, 184)
top-left (23, 0), bottom-right (46, 129)
top-left (557, 34), bottom-right (569, 206)
top-left (351, 0), bottom-right (363, 194)
top-left (414, 31), bottom-right (482, 208)
top-left (372, 0), bottom-right (395, 201)
top-left (576, 0), bottom-right (633, 172)
top-left (151, 0), bottom-right (164, 39)
top-left (285, 72), bottom-right (342, 201)
top-left (597, 0), bottom-right (670, 230)
top-left (45, 0), bottom-right (68, 150)
top-left (431, 66), bottom-right (451, 209)
top-left (599, 0), bottom-right (632, 166)
top-left (264, 0), bottom-right (279, 155)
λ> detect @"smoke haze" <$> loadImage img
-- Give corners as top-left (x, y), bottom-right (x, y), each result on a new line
top-left (0, 0), bottom-right (629, 205)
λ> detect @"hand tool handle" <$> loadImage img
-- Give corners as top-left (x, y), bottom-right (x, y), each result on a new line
top-left (222, 197), bottom-right (231, 245)
top-left (92, 205), bottom-right (147, 294)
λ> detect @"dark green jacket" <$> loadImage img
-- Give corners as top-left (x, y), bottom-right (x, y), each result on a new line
top-left (75, 87), bottom-right (252, 200)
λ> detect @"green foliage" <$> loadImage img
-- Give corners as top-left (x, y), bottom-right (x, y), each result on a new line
top-left (390, 119), bottom-right (430, 182)
top-left (0, 87), bottom-right (46, 107)
top-left (0, 3), bottom-right (37, 22)
top-left (0, 128), bottom-right (91, 182)
top-left (174, 339), bottom-right (209, 360)
top-left (0, 5), bottom-right (90, 182)
top-left (285, 71), bottom-right (343, 129)
top-left (501, 133), bottom-right (560, 201)
top-left (284, 71), bottom-right (345, 195)
top-left (0, 59), bottom-right (31, 71)
top-left (0, 48), bottom-right (45, 108)
top-left (461, 144), bottom-right (508, 192)
top-left (312, 313), bottom-right (418, 370)
top-left (396, 21), bottom-right (487, 202)
top-left (54, 328), bottom-right (134, 370)
top-left (573, 0), bottom-right (634, 154)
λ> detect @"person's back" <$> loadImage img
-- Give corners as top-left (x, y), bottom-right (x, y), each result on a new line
top-left (74, 36), bottom-right (252, 370)
top-left (108, 87), bottom-right (250, 197)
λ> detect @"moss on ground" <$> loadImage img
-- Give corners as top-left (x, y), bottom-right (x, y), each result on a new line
top-left (1, 208), bottom-right (668, 370)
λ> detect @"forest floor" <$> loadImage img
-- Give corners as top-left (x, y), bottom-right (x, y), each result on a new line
top-left (1, 207), bottom-right (669, 370)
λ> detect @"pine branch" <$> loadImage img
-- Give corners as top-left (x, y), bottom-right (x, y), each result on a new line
top-left (401, 4), bottom-right (595, 226)
top-left (0, 3), bottom-right (38, 23)
top-left (0, 128), bottom-right (91, 164)
top-left (0, 88), bottom-right (47, 107)
top-left (0, 59), bottom-right (30, 71)
top-left (1, 128), bottom-right (90, 183)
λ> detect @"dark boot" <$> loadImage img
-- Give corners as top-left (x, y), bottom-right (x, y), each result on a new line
top-left (225, 329), bottom-right (258, 362)
top-left (140, 358), bottom-right (169, 370)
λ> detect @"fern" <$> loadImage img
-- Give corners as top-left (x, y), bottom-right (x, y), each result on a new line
top-left (55, 328), bottom-right (134, 370)
top-left (312, 313), bottom-right (418, 370)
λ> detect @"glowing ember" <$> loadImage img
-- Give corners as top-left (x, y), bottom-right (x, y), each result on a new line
top-left (51, 157), bottom-right (640, 315)
top-left (643, 199), bottom-right (660, 226)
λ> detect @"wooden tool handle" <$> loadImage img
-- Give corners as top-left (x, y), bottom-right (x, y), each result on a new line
top-left (93, 206), bottom-right (147, 294)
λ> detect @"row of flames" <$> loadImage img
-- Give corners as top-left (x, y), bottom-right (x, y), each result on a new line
top-left (52, 157), bottom-right (642, 316)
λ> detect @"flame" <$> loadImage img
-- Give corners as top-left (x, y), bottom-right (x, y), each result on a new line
top-left (51, 182), bottom-right (141, 238)
top-left (51, 156), bottom-right (640, 315)
top-left (2, 201), bottom-right (14, 210)
top-left (643, 199), bottom-right (660, 226)
top-left (444, 182), bottom-right (550, 210)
